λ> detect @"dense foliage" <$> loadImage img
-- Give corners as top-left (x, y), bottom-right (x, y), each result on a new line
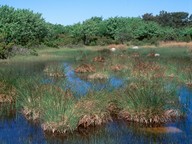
top-left (0, 5), bottom-right (192, 58)
top-left (0, 5), bottom-right (49, 58)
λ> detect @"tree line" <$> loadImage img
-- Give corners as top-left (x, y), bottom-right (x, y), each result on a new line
top-left (0, 5), bottom-right (192, 59)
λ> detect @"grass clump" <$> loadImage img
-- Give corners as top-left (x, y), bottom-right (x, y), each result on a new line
top-left (76, 91), bottom-right (114, 128)
top-left (117, 78), bottom-right (181, 125)
top-left (16, 77), bottom-right (78, 134)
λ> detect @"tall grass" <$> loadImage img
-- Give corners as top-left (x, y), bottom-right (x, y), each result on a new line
top-left (117, 78), bottom-right (181, 124)
top-left (15, 76), bottom-right (80, 133)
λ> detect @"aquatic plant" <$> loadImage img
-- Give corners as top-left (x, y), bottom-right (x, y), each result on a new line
top-left (117, 78), bottom-right (181, 125)
top-left (76, 90), bottom-right (114, 128)
top-left (16, 78), bottom-right (78, 133)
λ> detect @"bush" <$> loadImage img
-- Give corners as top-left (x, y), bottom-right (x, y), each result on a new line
top-left (96, 37), bottom-right (115, 46)
top-left (0, 43), bottom-right (13, 59)
top-left (44, 41), bottom-right (59, 48)
top-left (183, 35), bottom-right (192, 42)
top-left (0, 5), bottom-right (49, 46)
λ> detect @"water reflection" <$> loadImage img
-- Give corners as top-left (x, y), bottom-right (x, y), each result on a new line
top-left (43, 63), bottom-right (125, 97)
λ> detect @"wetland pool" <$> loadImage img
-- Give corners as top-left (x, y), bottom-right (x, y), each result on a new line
top-left (0, 62), bottom-right (192, 144)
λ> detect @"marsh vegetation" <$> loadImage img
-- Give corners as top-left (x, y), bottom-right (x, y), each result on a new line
top-left (0, 45), bottom-right (192, 138)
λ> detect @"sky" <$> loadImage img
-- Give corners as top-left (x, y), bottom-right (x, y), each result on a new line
top-left (0, 0), bottom-right (192, 26)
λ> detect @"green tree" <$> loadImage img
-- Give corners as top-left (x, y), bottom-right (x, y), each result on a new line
top-left (179, 27), bottom-right (192, 42)
top-left (81, 17), bottom-right (103, 45)
top-left (142, 13), bottom-right (155, 21)
top-left (161, 27), bottom-right (178, 41)
top-left (143, 11), bottom-right (190, 28)
top-left (67, 23), bottom-right (83, 45)
top-left (0, 5), bottom-right (49, 46)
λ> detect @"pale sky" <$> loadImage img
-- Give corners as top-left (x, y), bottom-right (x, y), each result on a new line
top-left (0, 0), bottom-right (192, 25)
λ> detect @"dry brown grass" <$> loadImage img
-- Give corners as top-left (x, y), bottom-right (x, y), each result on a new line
top-left (41, 121), bottom-right (69, 134)
top-left (87, 73), bottom-right (108, 80)
top-left (22, 107), bottom-right (40, 121)
top-left (0, 82), bottom-right (16, 103)
top-left (111, 64), bottom-right (128, 72)
top-left (118, 109), bottom-right (181, 125)
top-left (93, 56), bottom-right (105, 63)
top-left (147, 52), bottom-right (156, 57)
top-left (106, 102), bottom-right (121, 115)
top-left (78, 114), bottom-right (103, 128)
top-left (45, 72), bottom-right (65, 78)
top-left (140, 45), bottom-right (157, 48)
top-left (0, 94), bottom-right (13, 103)
top-left (159, 41), bottom-right (192, 48)
top-left (74, 99), bottom-right (112, 128)
top-left (75, 64), bottom-right (96, 73)
top-left (186, 82), bottom-right (192, 88)
top-left (132, 61), bottom-right (165, 78)
top-left (75, 100), bottom-right (97, 112)
top-left (108, 44), bottom-right (127, 49)
top-left (127, 41), bottom-right (192, 49)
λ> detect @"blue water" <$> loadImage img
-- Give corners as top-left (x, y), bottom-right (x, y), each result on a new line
top-left (0, 113), bottom-right (45, 144)
top-left (1, 63), bottom-right (192, 143)
top-left (43, 63), bottom-right (125, 97)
